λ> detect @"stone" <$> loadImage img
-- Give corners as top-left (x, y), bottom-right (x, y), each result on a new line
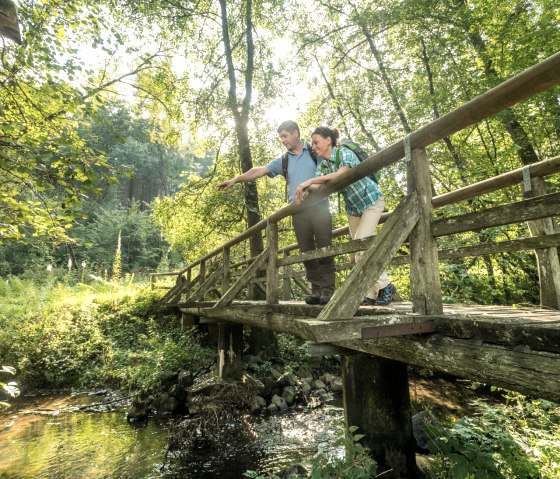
top-left (279, 464), bottom-right (308, 478)
top-left (152, 393), bottom-right (183, 414)
top-left (270, 367), bottom-right (283, 380)
top-left (250, 396), bottom-right (267, 414)
top-left (297, 365), bottom-right (313, 379)
top-left (262, 377), bottom-right (277, 398)
top-left (126, 402), bottom-right (149, 422)
top-left (319, 373), bottom-right (334, 387)
top-left (281, 386), bottom-right (296, 406)
top-left (267, 402), bottom-right (279, 413)
top-left (270, 394), bottom-right (288, 411)
top-left (177, 370), bottom-right (194, 388)
top-left (311, 379), bottom-right (326, 390)
top-left (276, 372), bottom-right (296, 388)
top-left (301, 379), bottom-right (312, 396)
top-left (169, 384), bottom-right (187, 402)
top-left (330, 377), bottom-right (343, 392)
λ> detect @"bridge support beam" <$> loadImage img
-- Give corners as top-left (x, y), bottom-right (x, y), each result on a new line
top-left (342, 353), bottom-right (418, 478)
top-left (218, 323), bottom-right (244, 380)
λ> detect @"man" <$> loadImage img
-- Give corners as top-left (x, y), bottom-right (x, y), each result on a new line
top-left (218, 120), bottom-right (335, 304)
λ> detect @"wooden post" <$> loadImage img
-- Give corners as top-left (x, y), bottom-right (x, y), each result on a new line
top-left (185, 268), bottom-right (192, 300)
top-left (222, 246), bottom-right (231, 296)
top-left (342, 353), bottom-right (418, 478)
top-left (407, 147), bottom-right (443, 315)
top-left (218, 323), bottom-right (244, 380)
top-left (150, 274), bottom-right (156, 291)
top-left (199, 261), bottom-right (206, 284)
top-left (524, 176), bottom-right (560, 309)
top-left (282, 250), bottom-right (292, 300)
top-left (266, 221), bottom-right (279, 304)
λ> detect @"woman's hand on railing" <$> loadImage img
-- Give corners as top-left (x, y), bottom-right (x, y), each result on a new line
top-left (295, 180), bottom-right (313, 204)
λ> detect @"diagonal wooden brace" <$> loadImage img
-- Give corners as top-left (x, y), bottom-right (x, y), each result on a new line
top-left (317, 194), bottom-right (420, 321)
top-left (214, 248), bottom-right (270, 308)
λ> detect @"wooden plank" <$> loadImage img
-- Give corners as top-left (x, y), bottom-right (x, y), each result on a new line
top-left (293, 275), bottom-right (311, 295)
top-left (185, 267), bottom-right (222, 303)
top-left (161, 273), bottom-right (200, 304)
top-left (214, 248), bottom-right (270, 308)
top-left (335, 336), bottom-right (560, 403)
top-left (317, 194), bottom-right (420, 321)
top-left (407, 148), bottom-right (442, 315)
top-left (390, 233), bottom-right (560, 265)
top-left (181, 304), bottom-right (430, 342)
top-left (361, 320), bottom-right (436, 339)
top-left (181, 301), bottom-right (560, 353)
top-left (282, 251), bottom-right (292, 300)
top-left (432, 155), bottom-right (560, 208)
top-left (524, 176), bottom-right (560, 309)
top-left (307, 343), bottom-right (354, 357)
top-left (266, 221), bottom-right (279, 304)
top-left (222, 246), bottom-right (231, 294)
top-left (278, 237), bottom-right (373, 267)
top-left (432, 192), bottom-right (560, 237)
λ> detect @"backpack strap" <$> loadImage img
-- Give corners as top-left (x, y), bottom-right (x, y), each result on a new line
top-left (281, 152), bottom-right (289, 202)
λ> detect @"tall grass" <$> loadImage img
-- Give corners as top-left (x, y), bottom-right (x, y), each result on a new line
top-left (0, 277), bottom-right (213, 390)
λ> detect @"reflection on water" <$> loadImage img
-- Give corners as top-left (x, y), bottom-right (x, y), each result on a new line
top-left (0, 394), bottom-right (343, 479)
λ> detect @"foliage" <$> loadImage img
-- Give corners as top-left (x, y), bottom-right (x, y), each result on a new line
top-left (0, 1), bottom-right (119, 242)
top-left (0, 279), bottom-right (214, 389)
top-left (427, 394), bottom-right (560, 479)
top-left (0, 365), bottom-right (19, 409)
top-left (244, 422), bottom-right (378, 479)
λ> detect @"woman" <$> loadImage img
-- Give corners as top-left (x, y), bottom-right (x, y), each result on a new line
top-left (295, 126), bottom-right (396, 306)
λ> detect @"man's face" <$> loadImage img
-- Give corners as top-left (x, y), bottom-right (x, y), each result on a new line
top-left (278, 129), bottom-right (300, 151)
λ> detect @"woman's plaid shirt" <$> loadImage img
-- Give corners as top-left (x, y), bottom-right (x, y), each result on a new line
top-left (316, 146), bottom-right (383, 216)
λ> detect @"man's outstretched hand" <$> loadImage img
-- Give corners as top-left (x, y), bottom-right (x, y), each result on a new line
top-left (217, 179), bottom-right (236, 190)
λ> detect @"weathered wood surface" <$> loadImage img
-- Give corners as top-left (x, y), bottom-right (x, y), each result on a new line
top-left (214, 249), bottom-right (269, 307)
top-left (408, 148), bottom-right (442, 315)
top-left (266, 222), bottom-right (279, 305)
top-left (524, 176), bottom-right (560, 309)
top-left (186, 266), bottom-right (222, 302)
top-left (335, 335), bottom-right (560, 403)
top-left (179, 300), bottom-right (560, 401)
top-left (317, 195), bottom-right (420, 321)
top-left (181, 301), bottom-right (560, 352)
top-left (432, 155), bottom-right (560, 208)
top-left (432, 192), bottom-right (560, 237)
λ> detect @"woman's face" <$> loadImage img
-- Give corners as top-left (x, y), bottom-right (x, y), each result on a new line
top-left (311, 134), bottom-right (332, 158)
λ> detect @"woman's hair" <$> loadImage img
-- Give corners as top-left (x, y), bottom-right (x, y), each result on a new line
top-left (311, 126), bottom-right (339, 146)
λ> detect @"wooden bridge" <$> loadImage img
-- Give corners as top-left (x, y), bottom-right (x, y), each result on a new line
top-left (153, 51), bottom-right (560, 478)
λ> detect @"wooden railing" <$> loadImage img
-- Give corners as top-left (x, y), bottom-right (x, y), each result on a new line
top-left (153, 51), bottom-right (560, 313)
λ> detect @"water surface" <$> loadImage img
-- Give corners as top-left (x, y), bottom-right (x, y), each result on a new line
top-left (0, 393), bottom-right (343, 478)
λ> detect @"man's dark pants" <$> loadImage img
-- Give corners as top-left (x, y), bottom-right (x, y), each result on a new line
top-left (291, 199), bottom-right (336, 294)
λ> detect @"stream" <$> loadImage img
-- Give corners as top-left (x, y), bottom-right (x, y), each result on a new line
top-left (0, 391), bottom-right (344, 479)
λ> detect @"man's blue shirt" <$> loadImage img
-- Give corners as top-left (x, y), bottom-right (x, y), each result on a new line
top-left (266, 142), bottom-right (317, 203)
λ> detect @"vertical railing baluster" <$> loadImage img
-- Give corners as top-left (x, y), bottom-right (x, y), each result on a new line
top-left (266, 221), bottom-right (279, 304)
top-left (407, 147), bottom-right (443, 315)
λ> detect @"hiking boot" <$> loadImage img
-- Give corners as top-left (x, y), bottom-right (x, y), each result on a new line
top-left (375, 283), bottom-right (397, 306)
top-left (361, 297), bottom-right (376, 306)
top-left (319, 289), bottom-right (333, 305)
top-left (305, 292), bottom-right (321, 305)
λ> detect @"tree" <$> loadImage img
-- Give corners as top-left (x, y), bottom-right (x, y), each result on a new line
top-left (0, 1), bottom-right (165, 243)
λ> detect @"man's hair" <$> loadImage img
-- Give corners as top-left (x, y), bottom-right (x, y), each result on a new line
top-left (277, 120), bottom-right (300, 137)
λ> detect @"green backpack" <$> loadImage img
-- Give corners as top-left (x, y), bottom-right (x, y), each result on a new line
top-left (339, 140), bottom-right (380, 184)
